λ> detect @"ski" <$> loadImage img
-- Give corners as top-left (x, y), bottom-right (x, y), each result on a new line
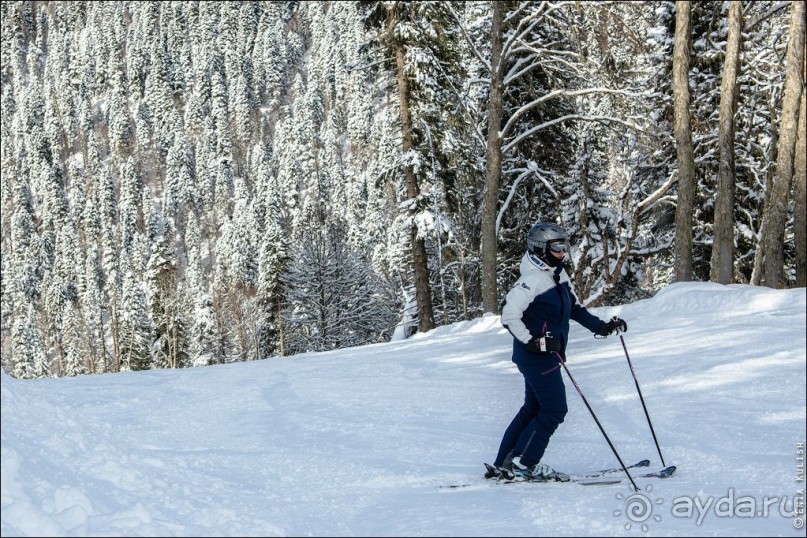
top-left (440, 474), bottom-right (619, 489)
top-left (578, 465), bottom-right (677, 486)
top-left (644, 465), bottom-right (676, 478)
top-left (569, 458), bottom-right (651, 479)
top-left (439, 459), bottom-right (654, 490)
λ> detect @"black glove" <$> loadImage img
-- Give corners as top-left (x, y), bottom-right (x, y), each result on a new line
top-left (596, 317), bottom-right (628, 337)
top-left (525, 335), bottom-right (562, 353)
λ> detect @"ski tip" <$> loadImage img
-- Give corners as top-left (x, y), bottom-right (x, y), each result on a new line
top-left (659, 465), bottom-right (677, 478)
top-left (638, 459), bottom-right (651, 467)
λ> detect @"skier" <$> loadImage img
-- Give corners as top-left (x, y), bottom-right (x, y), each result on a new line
top-left (486, 222), bottom-right (627, 481)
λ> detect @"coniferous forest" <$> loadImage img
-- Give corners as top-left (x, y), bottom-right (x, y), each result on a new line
top-left (1, 1), bottom-right (805, 378)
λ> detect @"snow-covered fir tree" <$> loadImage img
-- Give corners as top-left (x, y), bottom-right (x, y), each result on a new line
top-left (0, 1), bottom-right (800, 378)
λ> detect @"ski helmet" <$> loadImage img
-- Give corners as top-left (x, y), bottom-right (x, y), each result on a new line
top-left (527, 222), bottom-right (569, 264)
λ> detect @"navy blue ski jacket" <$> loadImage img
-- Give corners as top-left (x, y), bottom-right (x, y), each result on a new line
top-left (501, 254), bottom-right (605, 364)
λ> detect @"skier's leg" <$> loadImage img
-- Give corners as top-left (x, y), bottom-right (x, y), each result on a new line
top-left (493, 376), bottom-right (541, 467)
top-left (512, 358), bottom-right (568, 468)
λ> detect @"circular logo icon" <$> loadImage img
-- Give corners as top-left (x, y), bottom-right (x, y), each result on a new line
top-left (614, 484), bottom-right (664, 532)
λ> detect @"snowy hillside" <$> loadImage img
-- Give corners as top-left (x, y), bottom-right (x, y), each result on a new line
top-left (2, 282), bottom-right (805, 537)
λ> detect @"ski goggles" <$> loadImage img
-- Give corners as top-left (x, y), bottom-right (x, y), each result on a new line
top-left (547, 239), bottom-right (569, 253)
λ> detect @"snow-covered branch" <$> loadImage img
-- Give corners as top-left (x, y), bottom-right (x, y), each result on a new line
top-left (746, 2), bottom-right (789, 32)
top-left (495, 164), bottom-right (558, 236)
top-left (445, 3), bottom-right (491, 73)
top-left (346, 57), bottom-right (394, 72)
top-left (502, 53), bottom-right (538, 88)
top-left (636, 170), bottom-right (678, 216)
top-left (503, 41), bottom-right (581, 85)
top-left (501, 88), bottom-right (648, 138)
top-left (429, 57), bottom-right (487, 149)
top-left (502, 2), bottom-right (572, 62)
top-left (503, 1), bottom-right (534, 25)
top-left (503, 114), bottom-right (643, 154)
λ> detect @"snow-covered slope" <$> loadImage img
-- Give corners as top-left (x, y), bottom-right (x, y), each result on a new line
top-left (2, 282), bottom-right (805, 536)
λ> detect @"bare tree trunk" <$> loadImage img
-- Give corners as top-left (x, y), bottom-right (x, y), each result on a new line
top-left (794, 70), bottom-right (806, 287)
top-left (575, 135), bottom-right (593, 298)
top-left (124, 333), bottom-right (132, 372)
top-left (98, 311), bottom-right (108, 373)
top-left (711, 1), bottom-right (743, 284)
top-left (167, 324), bottom-right (174, 369)
top-left (276, 299), bottom-right (285, 357)
top-left (84, 313), bottom-right (97, 375)
top-left (393, 38), bottom-right (435, 333)
top-left (481, 1), bottom-right (504, 313)
top-left (673, 1), bottom-right (697, 282)
top-left (110, 299), bottom-right (121, 372)
top-left (759, 1), bottom-right (805, 288)
top-left (459, 248), bottom-right (469, 321)
top-left (751, 89), bottom-right (781, 285)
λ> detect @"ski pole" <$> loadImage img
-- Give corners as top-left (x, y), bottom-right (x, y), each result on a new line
top-left (557, 355), bottom-right (640, 492)
top-left (619, 334), bottom-right (666, 467)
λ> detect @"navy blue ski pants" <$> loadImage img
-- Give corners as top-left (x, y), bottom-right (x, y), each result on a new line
top-left (494, 354), bottom-right (568, 468)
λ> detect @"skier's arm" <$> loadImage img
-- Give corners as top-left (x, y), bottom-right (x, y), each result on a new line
top-left (501, 276), bottom-right (541, 344)
top-left (569, 284), bottom-right (606, 334)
